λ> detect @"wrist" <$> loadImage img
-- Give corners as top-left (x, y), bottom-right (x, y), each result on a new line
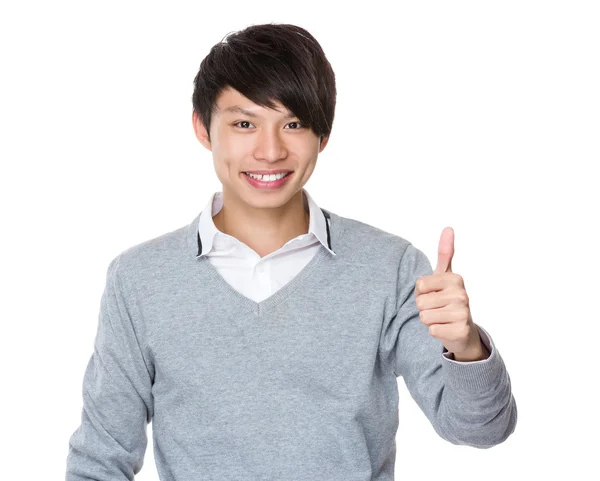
top-left (453, 341), bottom-right (490, 362)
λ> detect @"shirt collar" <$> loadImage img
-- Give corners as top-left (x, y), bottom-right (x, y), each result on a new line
top-left (196, 188), bottom-right (335, 257)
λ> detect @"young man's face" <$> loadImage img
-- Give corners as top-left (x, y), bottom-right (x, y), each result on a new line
top-left (193, 86), bottom-right (329, 212)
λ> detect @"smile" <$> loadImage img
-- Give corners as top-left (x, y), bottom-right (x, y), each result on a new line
top-left (242, 171), bottom-right (294, 189)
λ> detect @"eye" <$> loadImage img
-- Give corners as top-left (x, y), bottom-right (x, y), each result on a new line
top-left (232, 121), bottom-right (304, 130)
top-left (233, 121), bottom-right (255, 129)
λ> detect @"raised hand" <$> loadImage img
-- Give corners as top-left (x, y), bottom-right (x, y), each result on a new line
top-left (415, 227), bottom-right (489, 362)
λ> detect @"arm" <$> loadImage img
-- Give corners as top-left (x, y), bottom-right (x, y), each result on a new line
top-left (65, 254), bottom-right (154, 480)
top-left (380, 243), bottom-right (517, 448)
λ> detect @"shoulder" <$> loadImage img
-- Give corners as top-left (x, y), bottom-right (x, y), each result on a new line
top-left (106, 221), bottom-right (189, 285)
top-left (327, 211), bottom-right (415, 266)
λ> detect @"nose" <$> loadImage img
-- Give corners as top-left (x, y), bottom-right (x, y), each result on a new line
top-left (254, 128), bottom-right (288, 162)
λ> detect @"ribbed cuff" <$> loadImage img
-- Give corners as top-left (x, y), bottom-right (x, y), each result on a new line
top-left (441, 324), bottom-right (507, 394)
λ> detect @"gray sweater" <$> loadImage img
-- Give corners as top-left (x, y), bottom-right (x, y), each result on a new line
top-left (65, 208), bottom-right (517, 480)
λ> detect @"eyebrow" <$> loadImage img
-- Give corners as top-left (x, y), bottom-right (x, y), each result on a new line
top-left (221, 105), bottom-right (297, 120)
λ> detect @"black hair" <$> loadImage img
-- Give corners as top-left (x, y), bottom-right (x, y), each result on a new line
top-left (192, 23), bottom-right (336, 142)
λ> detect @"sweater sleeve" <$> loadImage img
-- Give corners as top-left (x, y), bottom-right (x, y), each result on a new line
top-left (65, 254), bottom-right (154, 480)
top-left (380, 243), bottom-right (518, 448)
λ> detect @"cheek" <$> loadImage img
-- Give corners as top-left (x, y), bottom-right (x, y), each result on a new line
top-left (217, 135), bottom-right (250, 164)
top-left (299, 140), bottom-right (321, 162)
top-left (212, 152), bottom-right (243, 182)
top-left (301, 152), bottom-right (318, 172)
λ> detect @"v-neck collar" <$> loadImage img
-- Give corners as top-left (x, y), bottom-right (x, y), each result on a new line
top-left (186, 207), bottom-right (343, 317)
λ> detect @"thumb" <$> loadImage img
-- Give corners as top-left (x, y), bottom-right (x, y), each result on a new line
top-left (435, 227), bottom-right (454, 274)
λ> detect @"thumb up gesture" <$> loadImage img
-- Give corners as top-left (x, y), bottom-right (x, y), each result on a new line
top-left (415, 227), bottom-right (489, 362)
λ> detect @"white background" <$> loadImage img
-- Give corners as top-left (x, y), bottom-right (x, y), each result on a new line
top-left (1, 1), bottom-right (598, 479)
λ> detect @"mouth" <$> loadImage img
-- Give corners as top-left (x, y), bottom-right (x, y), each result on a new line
top-left (242, 171), bottom-right (294, 189)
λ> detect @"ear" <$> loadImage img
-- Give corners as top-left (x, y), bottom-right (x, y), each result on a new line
top-left (319, 135), bottom-right (330, 153)
top-left (192, 111), bottom-right (212, 151)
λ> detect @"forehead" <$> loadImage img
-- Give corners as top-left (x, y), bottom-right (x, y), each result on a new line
top-left (215, 87), bottom-right (293, 119)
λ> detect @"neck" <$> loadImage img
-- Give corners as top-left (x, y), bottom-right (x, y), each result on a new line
top-left (213, 189), bottom-right (310, 258)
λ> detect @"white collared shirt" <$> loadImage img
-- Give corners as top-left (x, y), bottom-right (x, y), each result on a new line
top-left (198, 188), bottom-right (335, 303)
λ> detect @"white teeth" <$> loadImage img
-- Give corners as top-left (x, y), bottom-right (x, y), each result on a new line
top-left (246, 172), bottom-right (289, 181)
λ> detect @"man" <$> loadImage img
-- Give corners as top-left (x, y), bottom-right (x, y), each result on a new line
top-left (66, 23), bottom-right (517, 481)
